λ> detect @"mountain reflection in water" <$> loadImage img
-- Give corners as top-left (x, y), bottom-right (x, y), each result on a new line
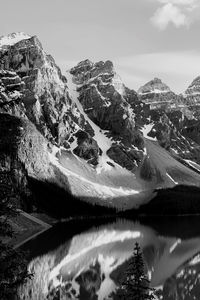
top-left (20, 217), bottom-right (200, 300)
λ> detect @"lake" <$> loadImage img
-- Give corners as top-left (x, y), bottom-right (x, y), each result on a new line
top-left (19, 216), bottom-right (200, 300)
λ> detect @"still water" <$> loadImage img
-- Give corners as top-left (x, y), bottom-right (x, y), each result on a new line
top-left (20, 216), bottom-right (200, 300)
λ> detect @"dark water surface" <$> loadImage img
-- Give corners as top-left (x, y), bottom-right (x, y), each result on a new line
top-left (21, 216), bottom-right (200, 300)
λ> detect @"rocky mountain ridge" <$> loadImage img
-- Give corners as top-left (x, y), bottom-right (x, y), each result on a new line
top-left (1, 32), bottom-right (200, 211)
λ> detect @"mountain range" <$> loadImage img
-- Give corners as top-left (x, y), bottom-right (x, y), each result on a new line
top-left (1, 32), bottom-right (200, 213)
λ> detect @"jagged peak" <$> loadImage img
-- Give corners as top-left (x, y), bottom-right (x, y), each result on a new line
top-left (185, 76), bottom-right (200, 96)
top-left (187, 76), bottom-right (200, 88)
top-left (73, 59), bottom-right (113, 71)
top-left (70, 59), bottom-right (125, 97)
top-left (0, 32), bottom-right (31, 48)
top-left (191, 75), bottom-right (200, 82)
top-left (72, 59), bottom-right (114, 74)
top-left (138, 77), bottom-right (171, 95)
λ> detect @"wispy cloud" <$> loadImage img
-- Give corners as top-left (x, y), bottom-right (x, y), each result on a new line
top-left (150, 0), bottom-right (200, 30)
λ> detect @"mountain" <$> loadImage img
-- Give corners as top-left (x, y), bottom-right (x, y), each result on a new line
top-left (69, 59), bottom-right (146, 170)
top-left (0, 33), bottom-right (93, 145)
top-left (180, 77), bottom-right (200, 145)
top-left (1, 32), bottom-right (200, 212)
top-left (138, 78), bottom-right (200, 163)
top-left (138, 77), bottom-right (178, 110)
top-left (185, 76), bottom-right (200, 105)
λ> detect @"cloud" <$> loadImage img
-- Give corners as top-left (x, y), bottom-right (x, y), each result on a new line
top-left (150, 0), bottom-right (199, 30)
top-left (151, 3), bottom-right (187, 29)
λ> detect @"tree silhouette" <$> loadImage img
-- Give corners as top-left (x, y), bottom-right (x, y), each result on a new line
top-left (111, 242), bottom-right (155, 300)
top-left (0, 171), bottom-right (30, 300)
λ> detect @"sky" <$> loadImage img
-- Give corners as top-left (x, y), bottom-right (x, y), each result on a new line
top-left (1, 0), bottom-right (200, 93)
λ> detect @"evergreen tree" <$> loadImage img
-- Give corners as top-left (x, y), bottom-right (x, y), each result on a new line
top-left (0, 171), bottom-right (30, 300)
top-left (111, 242), bottom-right (155, 300)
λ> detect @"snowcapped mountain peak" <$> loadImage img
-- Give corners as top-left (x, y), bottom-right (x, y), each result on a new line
top-left (0, 32), bottom-right (31, 48)
top-left (138, 78), bottom-right (171, 95)
top-left (185, 76), bottom-right (200, 95)
top-left (184, 75), bottom-right (200, 105)
top-left (70, 59), bottom-right (125, 97)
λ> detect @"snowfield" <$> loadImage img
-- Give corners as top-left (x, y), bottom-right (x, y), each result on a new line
top-left (49, 151), bottom-right (140, 197)
top-left (48, 134), bottom-right (200, 210)
top-left (49, 150), bottom-right (155, 210)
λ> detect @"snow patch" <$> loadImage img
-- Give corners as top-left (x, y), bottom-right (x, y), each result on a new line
top-left (9, 90), bottom-right (22, 99)
top-left (171, 148), bottom-right (179, 155)
top-left (69, 135), bottom-right (78, 151)
top-left (169, 239), bottom-right (181, 254)
top-left (90, 83), bottom-right (106, 101)
top-left (184, 160), bottom-right (200, 172)
top-left (189, 254), bottom-right (200, 266)
top-left (0, 32), bottom-right (30, 48)
top-left (112, 73), bottom-right (125, 96)
top-left (166, 173), bottom-right (178, 185)
top-left (49, 152), bottom-right (140, 198)
top-left (139, 89), bottom-right (169, 95)
top-left (141, 124), bottom-right (157, 141)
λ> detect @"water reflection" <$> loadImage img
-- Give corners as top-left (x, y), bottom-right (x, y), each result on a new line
top-left (21, 217), bottom-right (200, 300)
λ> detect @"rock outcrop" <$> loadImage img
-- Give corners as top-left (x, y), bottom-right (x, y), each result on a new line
top-left (73, 130), bottom-right (100, 165)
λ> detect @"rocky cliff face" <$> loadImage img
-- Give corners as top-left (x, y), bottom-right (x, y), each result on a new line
top-left (138, 77), bottom-right (178, 110)
top-left (69, 59), bottom-right (148, 171)
top-left (0, 113), bottom-right (53, 209)
top-left (185, 76), bottom-right (200, 104)
top-left (0, 70), bottom-right (26, 116)
top-left (137, 78), bottom-right (200, 163)
top-left (0, 33), bottom-right (93, 148)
